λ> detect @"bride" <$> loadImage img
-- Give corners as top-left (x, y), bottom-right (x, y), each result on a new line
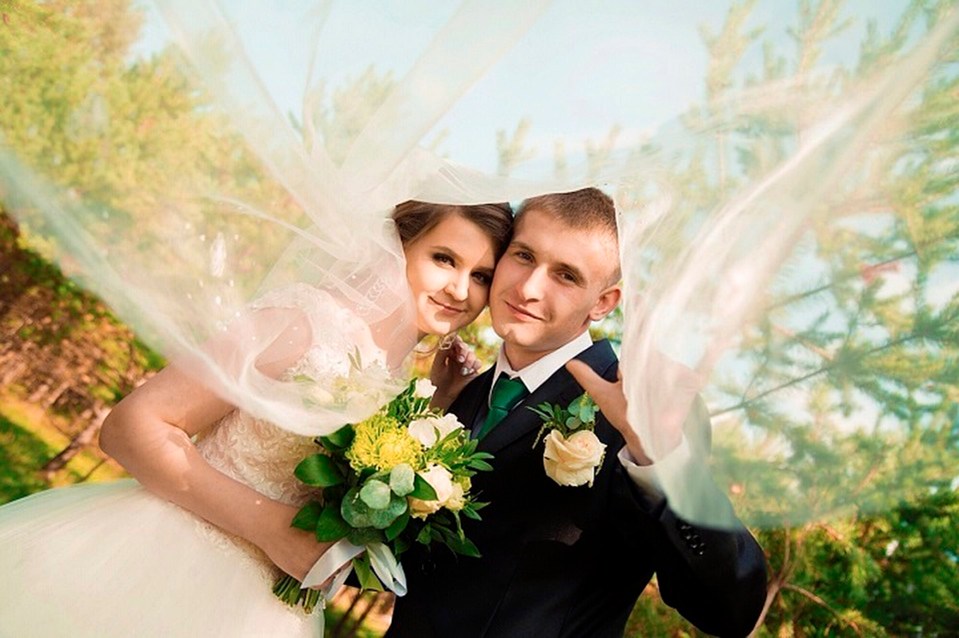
top-left (0, 200), bottom-right (511, 637)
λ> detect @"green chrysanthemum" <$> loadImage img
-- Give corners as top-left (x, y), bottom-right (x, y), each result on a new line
top-left (346, 413), bottom-right (422, 472)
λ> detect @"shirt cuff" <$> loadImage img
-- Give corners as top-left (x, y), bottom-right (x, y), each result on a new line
top-left (617, 435), bottom-right (693, 498)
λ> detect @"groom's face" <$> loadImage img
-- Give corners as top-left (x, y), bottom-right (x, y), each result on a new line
top-left (489, 207), bottom-right (620, 369)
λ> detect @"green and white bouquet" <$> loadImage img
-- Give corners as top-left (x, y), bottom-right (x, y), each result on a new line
top-left (274, 378), bottom-right (493, 613)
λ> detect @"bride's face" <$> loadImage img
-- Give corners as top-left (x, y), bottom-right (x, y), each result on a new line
top-left (404, 213), bottom-right (497, 337)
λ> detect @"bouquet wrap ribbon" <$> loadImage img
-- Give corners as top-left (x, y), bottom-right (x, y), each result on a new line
top-left (302, 538), bottom-right (408, 596)
top-left (302, 538), bottom-right (364, 589)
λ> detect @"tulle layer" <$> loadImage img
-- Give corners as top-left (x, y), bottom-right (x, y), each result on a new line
top-left (0, 481), bottom-right (321, 638)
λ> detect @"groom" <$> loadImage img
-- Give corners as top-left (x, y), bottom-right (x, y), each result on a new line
top-left (387, 188), bottom-right (767, 637)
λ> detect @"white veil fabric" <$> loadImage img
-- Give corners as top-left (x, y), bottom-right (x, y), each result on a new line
top-left (0, 0), bottom-right (956, 528)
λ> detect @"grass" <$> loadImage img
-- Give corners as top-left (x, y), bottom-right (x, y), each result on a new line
top-left (0, 394), bottom-right (126, 505)
top-left (0, 411), bottom-right (54, 504)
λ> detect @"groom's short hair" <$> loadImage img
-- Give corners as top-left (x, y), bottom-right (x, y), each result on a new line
top-left (516, 187), bottom-right (621, 284)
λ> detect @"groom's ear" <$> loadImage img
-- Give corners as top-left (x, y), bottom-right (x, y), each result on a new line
top-left (588, 284), bottom-right (621, 322)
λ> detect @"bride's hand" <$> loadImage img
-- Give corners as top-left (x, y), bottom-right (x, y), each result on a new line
top-left (430, 335), bottom-right (480, 410)
top-left (257, 503), bottom-right (334, 584)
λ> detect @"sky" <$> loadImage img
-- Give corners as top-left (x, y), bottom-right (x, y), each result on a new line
top-left (130, 0), bottom-right (912, 172)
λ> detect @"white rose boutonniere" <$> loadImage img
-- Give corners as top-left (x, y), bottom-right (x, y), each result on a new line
top-left (529, 394), bottom-right (606, 487)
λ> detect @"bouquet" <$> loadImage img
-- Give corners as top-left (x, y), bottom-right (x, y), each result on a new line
top-left (274, 378), bottom-right (493, 613)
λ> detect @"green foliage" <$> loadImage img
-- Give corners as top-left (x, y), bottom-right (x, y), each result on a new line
top-left (0, 412), bottom-right (53, 503)
top-left (295, 453), bottom-right (346, 488)
top-left (528, 393), bottom-right (599, 444)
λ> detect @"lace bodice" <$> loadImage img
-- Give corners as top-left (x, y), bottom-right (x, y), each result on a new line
top-left (195, 284), bottom-right (396, 506)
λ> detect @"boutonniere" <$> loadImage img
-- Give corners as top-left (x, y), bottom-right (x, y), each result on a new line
top-left (529, 394), bottom-right (606, 487)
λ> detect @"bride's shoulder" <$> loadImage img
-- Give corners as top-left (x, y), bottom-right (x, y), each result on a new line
top-left (248, 283), bottom-right (382, 365)
top-left (249, 283), bottom-right (358, 325)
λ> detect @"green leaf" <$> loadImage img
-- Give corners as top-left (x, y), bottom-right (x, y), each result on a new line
top-left (468, 459), bottom-right (494, 472)
top-left (352, 554), bottom-right (384, 592)
top-left (294, 454), bottom-right (344, 487)
top-left (315, 505), bottom-right (350, 542)
top-left (569, 394), bottom-right (597, 423)
top-left (446, 534), bottom-right (481, 558)
top-left (409, 473), bottom-right (438, 501)
top-left (318, 425), bottom-right (354, 451)
top-left (347, 527), bottom-right (383, 546)
top-left (461, 504), bottom-right (482, 521)
top-left (385, 511), bottom-right (410, 541)
top-left (416, 524), bottom-right (432, 545)
top-left (291, 501), bottom-right (322, 531)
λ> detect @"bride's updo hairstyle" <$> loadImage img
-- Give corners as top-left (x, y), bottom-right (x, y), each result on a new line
top-left (392, 201), bottom-right (513, 259)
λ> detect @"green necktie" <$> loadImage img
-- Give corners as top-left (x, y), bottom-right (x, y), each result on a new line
top-left (475, 374), bottom-right (528, 440)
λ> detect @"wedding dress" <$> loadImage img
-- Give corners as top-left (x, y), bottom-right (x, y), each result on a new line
top-left (0, 285), bottom-right (396, 638)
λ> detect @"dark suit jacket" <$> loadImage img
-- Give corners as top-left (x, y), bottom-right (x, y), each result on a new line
top-left (386, 340), bottom-right (767, 638)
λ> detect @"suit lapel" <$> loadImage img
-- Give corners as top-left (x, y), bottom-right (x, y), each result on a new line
top-left (478, 340), bottom-right (617, 455)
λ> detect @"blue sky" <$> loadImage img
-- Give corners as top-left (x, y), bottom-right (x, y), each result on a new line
top-left (131, 0), bottom-right (910, 172)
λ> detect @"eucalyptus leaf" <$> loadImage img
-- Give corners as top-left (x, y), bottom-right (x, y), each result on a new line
top-left (360, 480), bottom-right (392, 509)
top-left (342, 487), bottom-right (408, 529)
top-left (389, 464), bottom-right (415, 496)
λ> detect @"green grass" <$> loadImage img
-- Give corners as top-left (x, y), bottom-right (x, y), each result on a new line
top-left (0, 396), bottom-right (126, 505)
top-left (0, 411), bottom-right (53, 504)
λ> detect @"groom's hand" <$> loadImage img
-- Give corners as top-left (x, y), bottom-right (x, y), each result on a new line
top-left (565, 360), bottom-right (652, 463)
top-left (566, 355), bottom-right (698, 466)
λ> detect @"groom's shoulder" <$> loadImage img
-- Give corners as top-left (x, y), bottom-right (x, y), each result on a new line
top-left (575, 338), bottom-right (619, 374)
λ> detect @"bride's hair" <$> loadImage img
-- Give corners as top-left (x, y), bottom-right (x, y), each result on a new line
top-left (392, 201), bottom-right (513, 258)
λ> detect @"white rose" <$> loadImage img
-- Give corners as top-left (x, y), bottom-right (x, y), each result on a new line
top-left (409, 464), bottom-right (455, 518)
top-left (413, 378), bottom-right (437, 399)
top-left (407, 414), bottom-right (464, 448)
top-left (542, 429), bottom-right (606, 487)
top-left (445, 482), bottom-right (466, 512)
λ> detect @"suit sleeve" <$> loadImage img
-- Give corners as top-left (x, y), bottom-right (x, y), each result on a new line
top-left (606, 401), bottom-right (768, 638)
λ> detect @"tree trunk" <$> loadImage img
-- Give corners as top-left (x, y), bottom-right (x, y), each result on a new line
top-left (347, 592), bottom-right (384, 637)
top-left (40, 405), bottom-right (108, 478)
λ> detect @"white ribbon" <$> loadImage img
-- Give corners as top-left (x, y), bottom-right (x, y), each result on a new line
top-left (301, 537), bottom-right (408, 614)
top-left (302, 537), bottom-right (365, 588)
